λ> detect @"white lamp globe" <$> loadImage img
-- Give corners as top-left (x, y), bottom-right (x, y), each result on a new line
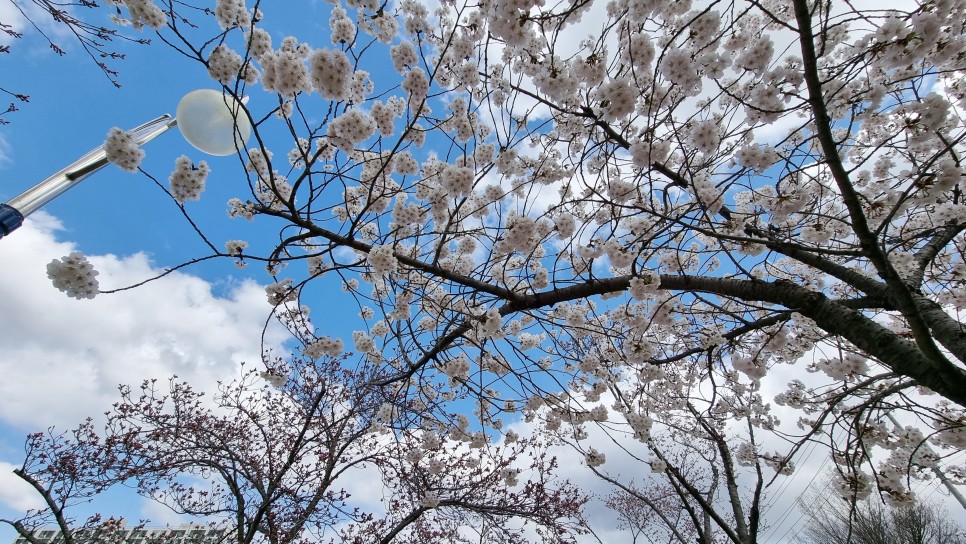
top-left (176, 89), bottom-right (252, 156)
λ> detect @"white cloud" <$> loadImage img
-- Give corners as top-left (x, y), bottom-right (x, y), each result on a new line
top-left (0, 211), bottom-right (292, 539)
top-left (0, 1), bottom-right (81, 48)
top-left (0, 212), bottom-right (288, 432)
top-left (0, 134), bottom-right (12, 169)
top-left (0, 2), bottom-right (28, 46)
top-left (0, 461), bottom-right (43, 512)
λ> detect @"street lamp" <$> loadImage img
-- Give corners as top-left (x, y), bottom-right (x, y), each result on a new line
top-left (0, 89), bottom-right (251, 239)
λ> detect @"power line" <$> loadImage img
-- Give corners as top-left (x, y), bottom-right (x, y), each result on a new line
top-left (761, 449), bottom-right (833, 543)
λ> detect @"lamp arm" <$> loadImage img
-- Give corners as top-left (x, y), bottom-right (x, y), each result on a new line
top-left (0, 114), bottom-right (177, 239)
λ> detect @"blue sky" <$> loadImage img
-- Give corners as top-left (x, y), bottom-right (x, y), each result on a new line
top-left (0, 2), bottom-right (343, 538)
top-left (2, 12), bottom-right (244, 267)
top-left (0, 2), bottom-right (512, 539)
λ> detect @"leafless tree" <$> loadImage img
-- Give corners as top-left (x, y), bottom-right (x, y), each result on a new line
top-left (2, 356), bottom-right (586, 543)
top-left (798, 486), bottom-right (965, 544)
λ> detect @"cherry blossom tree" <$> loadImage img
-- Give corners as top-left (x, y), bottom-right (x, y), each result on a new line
top-left (2, 357), bottom-right (586, 543)
top-left (32, 0), bottom-right (966, 541)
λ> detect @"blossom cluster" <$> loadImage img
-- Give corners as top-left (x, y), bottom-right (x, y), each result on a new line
top-left (208, 44), bottom-right (257, 85)
top-left (260, 38), bottom-right (312, 99)
top-left (214, 0), bottom-right (251, 29)
top-left (227, 198), bottom-right (256, 220)
top-left (360, 10), bottom-right (397, 43)
top-left (103, 127), bottom-right (144, 173)
top-left (686, 120), bottom-right (721, 155)
top-left (225, 240), bottom-right (247, 256)
top-left (420, 491), bottom-right (440, 508)
top-left (255, 175), bottom-right (293, 211)
top-left (731, 355), bottom-right (766, 382)
top-left (47, 252), bottom-right (99, 299)
top-left (352, 330), bottom-right (376, 355)
top-left (390, 42), bottom-right (418, 73)
top-left (628, 272), bottom-right (660, 300)
top-left (106, 0), bottom-right (166, 30)
top-left (258, 371), bottom-right (286, 388)
top-left (302, 336), bottom-right (344, 359)
top-left (735, 35), bottom-right (774, 74)
top-left (660, 48), bottom-right (700, 94)
top-left (371, 98), bottom-right (405, 136)
top-left (624, 411), bottom-right (652, 441)
top-left (734, 144), bottom-right (780, 174)
top-left (734, 442), bottom-right (757, 467)
top-left (402, 67), bottom-right (429, 103)
top-left (808, 354), bottom-right (869, 381)
top-left (328, 110), bottom-right (376, 153)
top-left (168, 155), bottom-right (210, 204)
top-left (440, 354), bottom-right (471, 383)
top-left (517, 332), bottom-right (544, 351)
top-left (247, 27), bottom-right (272, 58)
top-left (933, 405), bottom-right (966, 450)
top-left (329, 6), bottom-right (355, 44)
top-left (310, 48), bottom-right (351, 101)
top-left (762, 452), bottom-right (794, 476)
top-left (367, 244), bottom-right (398, 276)
top-left (265, 279), bottom-right (295, 306)
top-left (584, 448), bottom-right (606, 468)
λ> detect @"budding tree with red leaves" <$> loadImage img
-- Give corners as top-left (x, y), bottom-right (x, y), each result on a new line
top-left (2, 356), bottom-right (586, 543)
top-left (23, 0), bottom-right (966, 542)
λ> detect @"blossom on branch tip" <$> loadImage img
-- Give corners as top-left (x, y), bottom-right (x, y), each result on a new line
top-left (402, 67), bottom-right (429, 103)
top-left (585, 448), bottom-right (606, 468)
top-left (734, 144), bottom-right (780, 174)
top-left (246, 27), bottom-right (273, 60)
top-left (310, 48), bottom-right (351, 101)
top-left (625, 412), bottom-right (652, 441)
top-left (208, 45), bottom-right (257, 85)
top-left (687, 120), bottom-right (721, 154)
top-left (225, 240), bottom-right (248, 268)
top-left (258, 371), bottom-right (285, 388)
top-left (47, 252), bottom-right (99, 299)
top-left (390, 42), bottom-right (418, 73)
top-left (303, 336), bottom-right (344, 358)
top-left (168, 155), bottom-right (210, 204)
top-left (352, 330), bottom-right (376, 355)
top-left (265, 279), bottom-right (295, 306)
top-left (329, 6), bottom-right (355, 45)
top-left (214, 0), bottom-right (251, 29)
top-left (225, 240), bottom-right (247, 256)
top-left (260, 38), bottom-right (311, 99)
top-left (103, 127), bottom-right (145, 173)
top-left (106, 0), bottom-right (166, 30)
top-left (227, 198), bottom-right (256, 220)
top-left (328, 110), bottom-right (376, 153)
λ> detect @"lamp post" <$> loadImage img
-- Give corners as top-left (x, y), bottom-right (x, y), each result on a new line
top-left (0, 89), bottom-right (251, 240)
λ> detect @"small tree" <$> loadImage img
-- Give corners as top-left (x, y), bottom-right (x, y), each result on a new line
top-left (1, 356), bottom-right (586, 543)
top-left (798, 488), bottom-right (965, 544)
